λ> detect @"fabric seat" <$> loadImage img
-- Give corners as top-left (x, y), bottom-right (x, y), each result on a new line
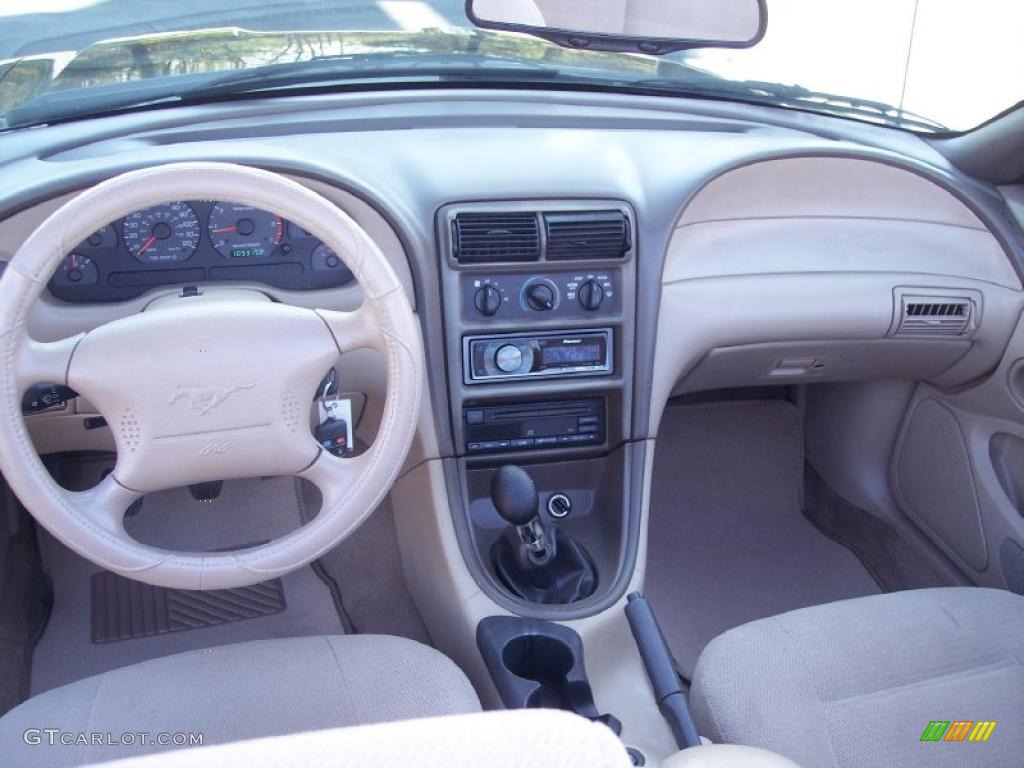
top-left (80, 710), bottom-right (634, 768)
top-left (690, 587), bottom-right (1024, 767)
top-left (0, 634), bottom-right (480, 768)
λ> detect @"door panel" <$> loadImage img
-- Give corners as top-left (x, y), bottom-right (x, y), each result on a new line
top-left (892, 313), bottom-right (1024, 590)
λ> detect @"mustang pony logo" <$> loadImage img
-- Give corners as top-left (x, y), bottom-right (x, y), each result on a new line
top-left (169, 384), bottom-right (254, 416)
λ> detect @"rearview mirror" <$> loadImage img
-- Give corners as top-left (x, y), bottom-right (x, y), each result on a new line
top-left (466, 0), bottom-right (767, 55)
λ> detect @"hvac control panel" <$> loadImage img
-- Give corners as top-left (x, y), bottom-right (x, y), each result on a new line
top-left (462, 270), bottom-right (619, 322)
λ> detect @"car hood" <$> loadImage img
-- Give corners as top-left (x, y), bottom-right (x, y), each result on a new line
top-left (0, 26), bottom-right (664, 124)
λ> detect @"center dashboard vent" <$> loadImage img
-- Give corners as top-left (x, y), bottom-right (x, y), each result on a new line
top-left (452, 212), bottom-right (540, 264)
top-left (449, 207), bottom-right (631, 264)
top-left (544, 210), bottom-right (631, 260)
top-left (895, 295), bottom-right (974, 337)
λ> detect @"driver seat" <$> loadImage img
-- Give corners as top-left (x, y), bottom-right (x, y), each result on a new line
top-left (0, 634), bottom-right (480, 768)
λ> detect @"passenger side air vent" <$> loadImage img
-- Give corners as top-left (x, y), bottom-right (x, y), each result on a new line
top-left (544, 211), bottom-right (630, 260)
top-left (896, 295), bottom-right (974, 337)
top-left (452, 212), bottom-right (540, 264)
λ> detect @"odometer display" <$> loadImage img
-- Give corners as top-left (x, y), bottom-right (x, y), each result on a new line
top-left (208, 203), bottom-right (283, 259)
top-left (122, 202), bottom-right (200, 263)
top-left (230, 248), bottom-right (265, 259)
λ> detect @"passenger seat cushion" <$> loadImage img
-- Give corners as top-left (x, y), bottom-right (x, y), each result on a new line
top-left (690, 588), bottom-right (1024, 767)
top-left (0, 635), bottom-right (480, 768)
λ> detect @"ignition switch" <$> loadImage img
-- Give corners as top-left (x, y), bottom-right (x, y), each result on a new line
top-left (313, 369), bottom-right (353, 457)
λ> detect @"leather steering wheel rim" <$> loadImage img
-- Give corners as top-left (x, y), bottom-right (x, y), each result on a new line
top-left (0, 162), bottom-right (423, 589)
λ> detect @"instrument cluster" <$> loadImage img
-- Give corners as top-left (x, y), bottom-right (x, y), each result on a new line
top-left (49, 200), bottom-right (355, 303)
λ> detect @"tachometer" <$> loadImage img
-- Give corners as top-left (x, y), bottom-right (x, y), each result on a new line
top-left (122, 202), bottom-right (200, 263)
top-left (208, 203), bottom-right (283, 259)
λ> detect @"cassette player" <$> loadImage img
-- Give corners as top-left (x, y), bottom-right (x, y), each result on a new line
top-left (464, 398), bottom-right (605, 454)
top-left (463, 329), bottom-right (612, 384)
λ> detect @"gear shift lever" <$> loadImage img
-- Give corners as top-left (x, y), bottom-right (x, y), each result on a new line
top-left (489, 464), bottom-right (597, 604)
top-left (491, 465), bottom-right (556, 563)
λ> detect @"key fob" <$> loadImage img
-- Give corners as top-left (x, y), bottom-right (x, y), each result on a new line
top-left (317, 396), bottom-right (353, 453)
top-left (315, 417), bottom-right (349, 456)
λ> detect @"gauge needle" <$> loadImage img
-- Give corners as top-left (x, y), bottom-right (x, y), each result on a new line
top-left (212, 226), bottom-right (238, 233)
top-left (137, 235), bottom-right (157, 255)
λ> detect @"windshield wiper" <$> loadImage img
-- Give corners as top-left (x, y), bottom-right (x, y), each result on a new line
top-left (745, 80), bottom-right (947, 132)
top-left (185, 51), bottom-right (556, 99)
top-left (5, 52), bottom-right (561, 129)
top-left (625, 70), bottom-right (948, 132)
top-left (5, 49), bottom-right (948, 134)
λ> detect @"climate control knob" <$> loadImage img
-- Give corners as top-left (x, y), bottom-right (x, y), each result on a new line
top-left (494, 344), bottom-right (524, 373)
top-left (474, 284), bottom-right (502, 316)
top-left (525, 281), bottom-right (556, 312)
top-left (578, 280), bottom-right (605, 311)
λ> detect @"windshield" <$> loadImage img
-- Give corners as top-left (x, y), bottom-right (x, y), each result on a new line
top-left (1, 0), bottom-right (1020, 132)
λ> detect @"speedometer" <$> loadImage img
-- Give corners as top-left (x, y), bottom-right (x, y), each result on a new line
top-left (208, 203), bottom-right (283, 259)
top-left (122, 203), bottom-right (200, 263)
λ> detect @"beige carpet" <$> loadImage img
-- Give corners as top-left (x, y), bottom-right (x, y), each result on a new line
top-left (646, 400), bottom-right (881, 679)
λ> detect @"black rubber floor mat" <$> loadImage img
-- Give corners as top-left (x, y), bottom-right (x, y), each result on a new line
top-left (90, 572), bottom-right (286, 643)
top-left (803, 463), bottom-right (956, 592)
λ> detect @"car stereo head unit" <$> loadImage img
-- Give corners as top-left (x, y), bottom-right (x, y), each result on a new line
top-left (463, 329), bottom-right (612, 384)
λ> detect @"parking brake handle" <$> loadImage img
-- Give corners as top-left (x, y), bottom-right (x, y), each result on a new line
top-left (625, 592), bottom-right (702, 749)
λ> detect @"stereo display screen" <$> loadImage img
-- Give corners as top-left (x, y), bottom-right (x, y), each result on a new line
top-left (541, 343), bottom-right (602, 365)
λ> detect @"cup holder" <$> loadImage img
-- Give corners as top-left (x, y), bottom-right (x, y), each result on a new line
top-left (501, 635), bottom-right (578, 709)
top-left (477, 616), bottom-right (619, 734)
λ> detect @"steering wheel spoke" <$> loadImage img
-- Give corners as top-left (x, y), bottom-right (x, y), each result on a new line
top-left (298, 449), bottom-right (373, 508)
top-left (16, 333), bottom-right (84, 392)
top-left (317, 305), bottom-right (383, 354)
top-left (68, 473), bottom-right (142, 533)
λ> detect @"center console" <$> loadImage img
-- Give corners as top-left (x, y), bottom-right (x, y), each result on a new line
top-left (437, 199), bottom-right (641, 618)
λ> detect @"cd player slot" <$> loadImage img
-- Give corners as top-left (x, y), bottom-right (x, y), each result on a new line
top-left (489, 404), bottom-right (592, 421)
top-left (464, 398), bottom-right (605, 454)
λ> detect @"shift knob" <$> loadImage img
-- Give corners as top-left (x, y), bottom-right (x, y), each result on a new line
top-left (490, 465), bottom-right (538, 527)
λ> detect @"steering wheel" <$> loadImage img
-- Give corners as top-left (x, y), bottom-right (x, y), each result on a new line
top-left (0, 163), bottom-right (423, 589)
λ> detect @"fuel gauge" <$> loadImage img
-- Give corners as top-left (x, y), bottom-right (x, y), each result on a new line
top-left (52, 253), bottom-right (100, 288)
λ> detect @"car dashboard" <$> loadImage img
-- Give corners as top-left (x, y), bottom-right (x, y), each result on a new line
top-left (1, 87), bottom-right (1023, 624)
